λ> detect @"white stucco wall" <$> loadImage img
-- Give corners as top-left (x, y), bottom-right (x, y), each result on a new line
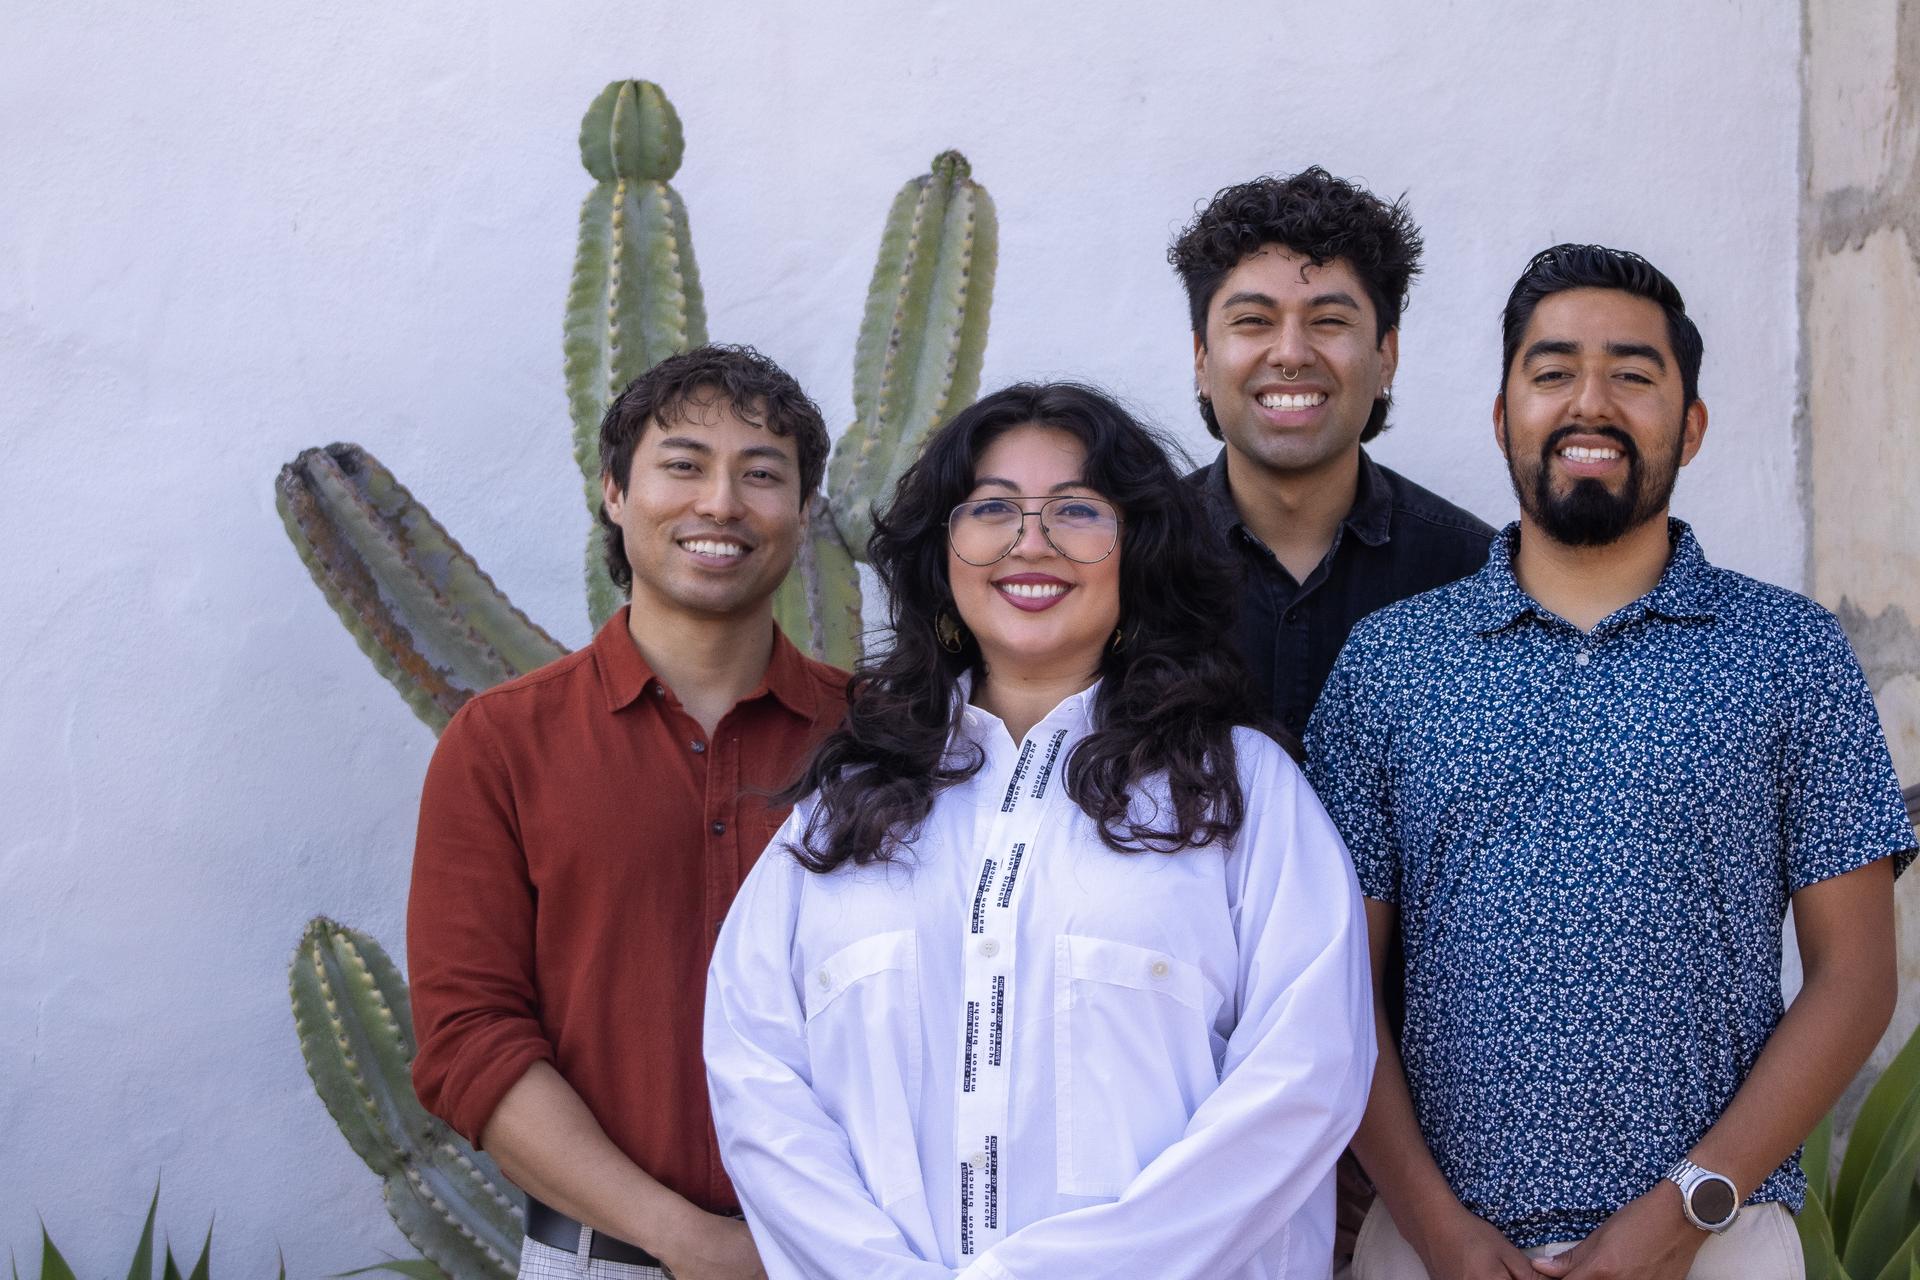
top-left (2, 1), bottom-right (1803, 1273)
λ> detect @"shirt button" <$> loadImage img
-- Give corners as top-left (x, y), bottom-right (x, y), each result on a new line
top-left (816, 970), bottom-right (832, 991)
top-left (968, 1151), bottom-right (988, 1169)
top-left (1284, 608), bottom-right (1300, 623)
top-left (978, 938), bottom-right (1001, 959)
top-left (1150, 959), bottom-right (1170, 979)
top-left (711, 821), bottom-right (726, 836)
top-left (1574, 652), bottom-right (1591, 667)
top-left (690, 740), bottom-right (706, 754)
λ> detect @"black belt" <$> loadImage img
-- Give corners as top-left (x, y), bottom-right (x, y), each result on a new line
top-left (524, 1196), bottom-right (664, 1268)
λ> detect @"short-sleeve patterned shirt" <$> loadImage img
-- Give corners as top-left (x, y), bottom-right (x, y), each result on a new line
top-left (1306, 519), bottom-right (1913, 1249)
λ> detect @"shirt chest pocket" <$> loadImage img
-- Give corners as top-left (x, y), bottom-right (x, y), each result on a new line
top-left (802, 930), bottom-right (924, 1206)
top-left (1053, 934), bottom-right (1227, 1199)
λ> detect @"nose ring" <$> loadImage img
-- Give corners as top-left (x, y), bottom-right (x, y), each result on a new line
top-left (1280, 367), bottom-right (1300, 382)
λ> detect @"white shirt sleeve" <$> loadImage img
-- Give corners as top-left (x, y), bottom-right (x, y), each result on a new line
top-left (959, 741), bottom-right (1376, 1280)
top-left (704, 816), bottom-right (957, 1280)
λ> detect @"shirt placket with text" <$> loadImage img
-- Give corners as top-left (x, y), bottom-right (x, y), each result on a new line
top-left (954, 718), bottom-right (1077, 1261)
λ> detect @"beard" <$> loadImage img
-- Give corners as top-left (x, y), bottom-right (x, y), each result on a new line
top-left (1507, 422), bottom-right (1683, 547)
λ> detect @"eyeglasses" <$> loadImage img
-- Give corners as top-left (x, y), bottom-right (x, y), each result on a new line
top-left (947, 495), bottom-right (1121, 566)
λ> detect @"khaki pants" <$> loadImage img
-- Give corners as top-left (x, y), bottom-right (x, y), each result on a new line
top-left (1350, 1200), bottom-right (1805, 1280)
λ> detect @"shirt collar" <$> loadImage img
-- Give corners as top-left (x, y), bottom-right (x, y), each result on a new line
top-left (592, 605), bottom-right (823, 720)
top-left (1468, 518), bottom-right (1719, 635)
top-left (1198, 446), bottom-right (1393, 548)
top-left (953, 669), bottom-right (1103, 743)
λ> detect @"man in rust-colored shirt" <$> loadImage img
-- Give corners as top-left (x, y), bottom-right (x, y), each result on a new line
top-left (409, 345), bottom-right (845, 1280)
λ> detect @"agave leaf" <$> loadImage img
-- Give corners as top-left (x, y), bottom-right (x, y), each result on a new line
top-left (1810, 1115), bottom-right (1836, 1207)
top-left (1799, 1187), bottom-right (1851, 1280)
top-left (184, 1222), bottom-right (211, 1280)
top-left (276, 444), bottom-right (567, 734)
top-left (1868, 1219), bottom-right (1920, 1280)
top-left (37, 1228), bottom-right (77, 1280)
top-left (1841, 1116), bottom-right (1920, 1277)
top-left (123, 1184), bottom-right (159, 1280)
top-left (160, 1248), bottom-right (183, 1280)
top-left (1838, 1023), bottom-right (1920, 1243)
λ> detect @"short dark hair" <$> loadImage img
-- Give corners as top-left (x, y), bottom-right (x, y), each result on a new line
top-left (1500, 244), bottom-right (1704, 408)
top-left (1167, 167), bottom-right (1423, 442)
top-left (596, 343), bottom-right (830, 593)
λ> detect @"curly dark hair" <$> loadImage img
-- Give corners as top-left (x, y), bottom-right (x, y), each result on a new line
top-left (596, 344), bottom-right (831, 593)
top-left (781, 382), bottom-right (1284, 873)
top-left (1500, 243), bottom-right (1704, 408)
top-left (1168, 167), bottom-right (1424, 442)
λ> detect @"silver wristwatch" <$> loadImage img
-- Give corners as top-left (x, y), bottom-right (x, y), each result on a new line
top-left (1665, 1157), bottom-right (1740, 1232)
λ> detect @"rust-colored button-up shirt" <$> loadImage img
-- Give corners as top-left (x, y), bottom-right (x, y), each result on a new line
top-left (408, 607), bottom-right (846, 1213)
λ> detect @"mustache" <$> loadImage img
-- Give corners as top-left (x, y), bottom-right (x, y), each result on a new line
top-left (1542, 424), bottom-right (1639, 462)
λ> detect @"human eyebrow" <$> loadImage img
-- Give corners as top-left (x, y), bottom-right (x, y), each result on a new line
top-left (652, 435), bottom-right (713, 454)
top-left (971, 475), bottom-right (1021, 492)
top-left (1521, 339), bottom-right (1581, 365)
top-left (1605, 341), bottom-right (1668, 370)
top-left (1308, 291), bottom-right (1361, 310)
top-left (1218, 290), bottom-right (1278, 310)
top-left (1047, 479), bottom-right (1096, 494)
top-left (738, 444), bottom-right (794, 464)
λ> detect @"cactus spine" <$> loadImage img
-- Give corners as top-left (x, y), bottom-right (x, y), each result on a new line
top-left (276, 444), bottom-right (568, 733)
top-left (565, 80), bottom-right (709, 629)
top-left (828, 150), bottom-right (997, 560)
top-left (290, 918), bottom-right (522, 1279)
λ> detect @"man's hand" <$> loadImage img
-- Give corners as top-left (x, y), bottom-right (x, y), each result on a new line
top-left (1528, 1183), bottom-right (1705, 1280)
top-left (1407, 1202), bottom-right (1538, 1280)
top-left (655, 1209), bottom-right (766, 1280)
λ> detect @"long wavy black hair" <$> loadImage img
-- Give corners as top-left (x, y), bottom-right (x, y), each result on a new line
top-left (783, 382), bottom-right (1280, 873)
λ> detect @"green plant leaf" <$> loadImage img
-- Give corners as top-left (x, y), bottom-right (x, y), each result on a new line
top-left (1801, 1186), bottom-right (1851, 1280)
top-left (1867, 1219), bottom-right (1920, 1280)
top-left (160, 1247), bottom-right (183, 1280)
top-left (38, 1227), bottom-right (78, 1280)
top-left (1842, 1117), bottom-right (1920, 1277)
top-left (125, 1184), bottom-right (159, 1280)
top-left (1809, 1114), bottom-right (1836, 1205)
top-left (1837, 1022), bottom-right (1920, 1240)
top-left (184, 1222), bottom-right (211, 1280)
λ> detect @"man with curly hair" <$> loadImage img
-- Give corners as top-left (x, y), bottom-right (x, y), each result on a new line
top-left (1170, 168), bottom-right (1493, 742)
top-left (408, 345), bottom-right (847, 1280)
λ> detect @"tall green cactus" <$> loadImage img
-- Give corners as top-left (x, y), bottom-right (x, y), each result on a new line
top-left (276, 445), bottom-right (568, 733)
top-left (278, 82), bottom-right (997, 1278)
top-left (566, 80), bottom-right (709, 630)
top-left (828, 149), bottom-right (997, 559)
top-left (290, 919), bottom-right (522, 1280)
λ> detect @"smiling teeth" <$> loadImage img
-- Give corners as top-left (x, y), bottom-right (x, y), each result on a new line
top-left (682, 539), bottom-right (745, 557)
top-left (1560, 446), bottom-right (1621, 462)
top-left (1258, 392), bottom-right (1327, 410)
top-left (999, 582), bottom-right (1067, 599)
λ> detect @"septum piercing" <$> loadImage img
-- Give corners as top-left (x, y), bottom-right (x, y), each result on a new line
top-left (1280, 367), bottom-right (1300, 382)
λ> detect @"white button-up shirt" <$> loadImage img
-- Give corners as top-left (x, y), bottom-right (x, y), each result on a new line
top-left (704, 684), bottom-right (1374, 1280)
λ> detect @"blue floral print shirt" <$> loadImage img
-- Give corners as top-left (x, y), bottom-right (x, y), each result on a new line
top-left (1307, 520), bottom-right (1913, 1249)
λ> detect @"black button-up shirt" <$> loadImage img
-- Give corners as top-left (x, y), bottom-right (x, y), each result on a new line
top-left (1188, 447), bottom-right (1495, 735)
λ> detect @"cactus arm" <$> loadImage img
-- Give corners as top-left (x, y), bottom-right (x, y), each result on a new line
top-left (772, 502), bottom-right (863, 668)
top-left (828, 151), bottom-right (997, 560)
top-left (566, 80), bottom-right (708, 630)
top-left (276, 445), bottom-right (568, 734)
top-left (290, 918), bottom-right (522, 1280)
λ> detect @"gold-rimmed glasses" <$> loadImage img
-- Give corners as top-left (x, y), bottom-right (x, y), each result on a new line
top-left (947, 495), bottom-right (1121, 566)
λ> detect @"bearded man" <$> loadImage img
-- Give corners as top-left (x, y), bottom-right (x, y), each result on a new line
top-left (1307, 244), bottom-right (1911, 1280)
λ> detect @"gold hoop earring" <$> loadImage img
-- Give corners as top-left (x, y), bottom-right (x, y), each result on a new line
top-left (936, 610), bottom-right (966, 654)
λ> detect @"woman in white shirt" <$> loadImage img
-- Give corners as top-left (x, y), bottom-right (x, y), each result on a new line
top-left (704, 383), bottom-right (1374, 1280)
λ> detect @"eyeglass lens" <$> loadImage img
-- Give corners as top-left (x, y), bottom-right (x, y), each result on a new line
top-left (948, 497), bottom-right (1119, 565)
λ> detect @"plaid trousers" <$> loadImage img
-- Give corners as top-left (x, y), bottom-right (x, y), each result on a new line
top-left (517, 1229), bottom-right (671, 1280)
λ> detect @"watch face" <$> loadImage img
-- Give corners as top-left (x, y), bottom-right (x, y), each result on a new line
top-left (1691, 1177), bottom-right (1737, 1226)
